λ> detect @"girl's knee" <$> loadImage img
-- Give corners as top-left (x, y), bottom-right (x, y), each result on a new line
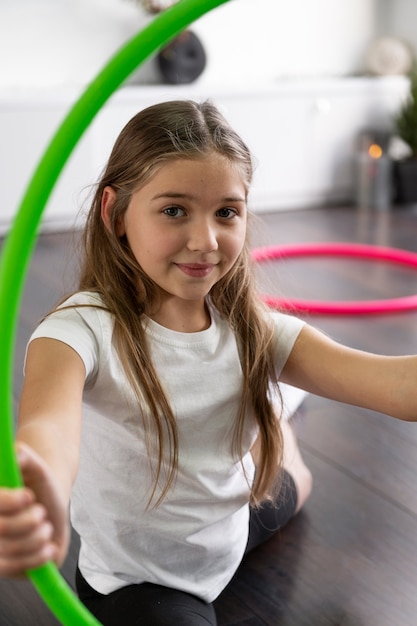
top-left (280, 419), bottom-right (313, 513)
top-left (292, 460), bottom-right (313, 513)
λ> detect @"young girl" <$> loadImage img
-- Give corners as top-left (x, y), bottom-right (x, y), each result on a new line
top-left (0, 100), bottom-right (416, 626)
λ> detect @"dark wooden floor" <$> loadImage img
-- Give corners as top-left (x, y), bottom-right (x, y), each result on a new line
top-left (2, 205), bottom-right (417, 625)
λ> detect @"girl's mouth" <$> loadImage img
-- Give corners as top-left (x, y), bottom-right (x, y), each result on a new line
top-left (175, 263), bottom-right (216, 278)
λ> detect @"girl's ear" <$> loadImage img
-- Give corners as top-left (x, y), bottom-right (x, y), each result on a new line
top-left (101, 186), bottom-right (125, 236)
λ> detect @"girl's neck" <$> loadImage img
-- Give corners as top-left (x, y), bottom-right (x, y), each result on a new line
top-left (149, 299), bottom-right (211, 333)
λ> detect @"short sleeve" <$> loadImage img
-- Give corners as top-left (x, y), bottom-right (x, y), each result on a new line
top-left (27, 293), bottom-right (104, 385)
top-left (270, 312), bottom-right (305, 376)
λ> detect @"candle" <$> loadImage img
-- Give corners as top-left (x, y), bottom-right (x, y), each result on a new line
top-left (356, 143), bottom-right (393, 211)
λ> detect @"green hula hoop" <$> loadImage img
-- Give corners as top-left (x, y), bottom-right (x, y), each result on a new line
top-left (0, 0), bottom-right (230, 624)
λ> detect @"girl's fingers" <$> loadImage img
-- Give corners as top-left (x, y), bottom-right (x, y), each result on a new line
top-left (0, 517), bottom-right (54, 558)
top-left (0, 488), bottom-right (34, 515)
top-left (0, 502), bottom-right (47, 540)
top-left (1, 444), bottom-right (70, 572)
top-left (0, 445), bottom-right (67, 577)
top-left (0, 502), bottom-right (56, 577)
top-left (0, 539), bottom-right (56, 577)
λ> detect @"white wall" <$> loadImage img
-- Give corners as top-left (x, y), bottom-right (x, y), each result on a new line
top-left (0, 0), bottom-right (381, 89)
top-left (0, 0), bottom-right (153, 88)
top-left (193, 0), bottom-right (377, 85)
top-left (377, 0), bottom-right (417, 55)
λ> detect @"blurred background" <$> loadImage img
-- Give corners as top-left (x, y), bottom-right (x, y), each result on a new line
top-left (0, 0), bottom-right (416, 231)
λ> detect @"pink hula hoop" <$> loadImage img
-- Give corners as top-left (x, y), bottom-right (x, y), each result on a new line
top-left (251, 242), bottom-right (417, 315)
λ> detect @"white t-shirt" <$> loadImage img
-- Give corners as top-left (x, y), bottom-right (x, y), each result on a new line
top-left (29, 292), bottom-right (304, 602)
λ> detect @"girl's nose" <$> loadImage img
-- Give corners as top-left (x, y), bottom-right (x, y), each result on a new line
top-left (187, 221), bottom-right (219, 252)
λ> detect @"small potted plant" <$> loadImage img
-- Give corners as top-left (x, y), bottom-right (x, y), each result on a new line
top-left (393, 63), bottom-right (417, 204)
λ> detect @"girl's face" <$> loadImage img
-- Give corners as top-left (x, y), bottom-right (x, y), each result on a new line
top-left (102, 155), bottom-right (248, 331)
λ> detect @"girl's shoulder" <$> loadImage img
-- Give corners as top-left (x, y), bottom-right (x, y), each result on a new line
top-left (41, 291), bottom-right (112, 334)
top-left (269, 310), bottom-right (305, 334)
top-left (52, 290), bottom-right (115, 344)
top-left (57, 290), bottom-right (106, 310)
top-left (33, 290), bottom-right (114, 348)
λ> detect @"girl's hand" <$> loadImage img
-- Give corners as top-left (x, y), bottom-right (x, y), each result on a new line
top-left (0, 443), bottom-right (70, 578)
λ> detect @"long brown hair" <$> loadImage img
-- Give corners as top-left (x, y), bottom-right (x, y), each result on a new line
top-left (78, 100), bottom-right (283, 507)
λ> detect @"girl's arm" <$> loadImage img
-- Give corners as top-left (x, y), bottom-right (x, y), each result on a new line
top-left (281, 324), bottom-right (417, 422)
top-left (0, 338), bottom-right (85, 577)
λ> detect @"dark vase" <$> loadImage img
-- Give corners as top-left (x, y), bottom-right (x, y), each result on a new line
top-left (157, 31), bottom-right (206, 85)
top-left (393, 158), bottom-right (417, 204)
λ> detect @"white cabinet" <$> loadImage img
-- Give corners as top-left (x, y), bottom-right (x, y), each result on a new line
top-left (91, 76), bottom-right (408, 213)
top-left (0, 76), bottom-right (409, 235)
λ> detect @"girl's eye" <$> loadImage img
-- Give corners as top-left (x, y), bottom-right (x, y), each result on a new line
top-left (217, 207), bottom-right (237, 219)
top-left (163, 206), bottom-right (185, 218)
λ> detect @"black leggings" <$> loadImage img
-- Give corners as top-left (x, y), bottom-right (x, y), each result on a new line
top-left (76, 471), bottom-right (297, 626)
